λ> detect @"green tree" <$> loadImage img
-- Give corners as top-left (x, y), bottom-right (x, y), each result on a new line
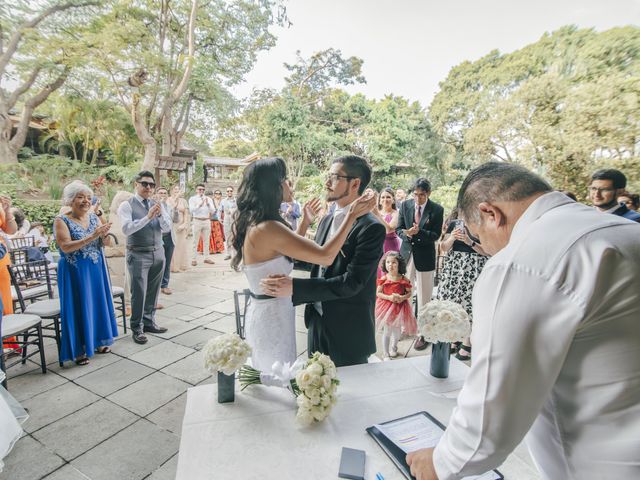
top-left (429, 26), bottom-right (640, 196)
top-left (83, 0), bottom-right (283, 170)
top-left (0, 0), bottom-right (101, 164)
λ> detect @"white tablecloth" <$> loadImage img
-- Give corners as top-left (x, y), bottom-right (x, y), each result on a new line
top-left (177, 357), bottom-right (540, 480)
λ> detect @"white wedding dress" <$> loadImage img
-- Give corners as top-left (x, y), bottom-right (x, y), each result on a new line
top-left (243, 256), bottom-right (296, 373)
top-left (0, 372), bottom-right (28, 473)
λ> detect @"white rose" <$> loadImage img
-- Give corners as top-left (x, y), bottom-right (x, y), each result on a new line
top-left (308, 362), bottom-right (323, 377)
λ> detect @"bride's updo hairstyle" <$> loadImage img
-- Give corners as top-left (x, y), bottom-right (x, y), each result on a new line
top-left (231, 157), bottom-right (290, 271)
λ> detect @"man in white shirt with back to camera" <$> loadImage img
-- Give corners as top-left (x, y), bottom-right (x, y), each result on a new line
top-left (407, 162), bottom-right (640, 480)
top-left (188, 183), bottom-right (215, 266)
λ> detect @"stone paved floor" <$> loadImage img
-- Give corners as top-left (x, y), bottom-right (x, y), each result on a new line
top-left (1, 255), bottom-right (429, 480)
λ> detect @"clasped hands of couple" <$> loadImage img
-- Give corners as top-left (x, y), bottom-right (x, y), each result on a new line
top-left (259, 190), bottom-right (377, 297)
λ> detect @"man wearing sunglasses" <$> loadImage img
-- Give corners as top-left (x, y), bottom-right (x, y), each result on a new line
top-left (118, 171), bottom-right (172, 344)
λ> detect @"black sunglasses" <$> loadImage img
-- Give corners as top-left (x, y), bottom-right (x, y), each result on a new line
top-left (139, 181), bottom-right (156, 189)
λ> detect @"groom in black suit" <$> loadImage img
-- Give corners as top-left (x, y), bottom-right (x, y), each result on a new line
top-left (262, 155), bottom-right (385, 367)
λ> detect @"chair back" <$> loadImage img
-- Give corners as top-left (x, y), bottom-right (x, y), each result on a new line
top-left (233, 289), bottom-right (251, 339)
top-left (8, 236), bottom-right (36, 250)
top-left (9, 248), bottom-right (28, 265)
top-left (8, 260), bottom-right (55, 312)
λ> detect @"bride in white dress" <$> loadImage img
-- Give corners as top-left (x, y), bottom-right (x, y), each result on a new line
top-left (0, 371), bottom-right (28, 473)
top-left (230, 157), bottom-right (375, 372)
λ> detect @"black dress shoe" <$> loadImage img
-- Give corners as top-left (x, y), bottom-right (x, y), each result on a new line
top-left (132, 331), bottom-right (148, 344)
top-left (143, 324), bottom-right (168, 334)
top-left (414, 336), bottom-right (429, 351)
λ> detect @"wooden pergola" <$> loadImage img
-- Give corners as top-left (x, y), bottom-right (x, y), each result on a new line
top-left (153, 148), bottom-right (197, 190)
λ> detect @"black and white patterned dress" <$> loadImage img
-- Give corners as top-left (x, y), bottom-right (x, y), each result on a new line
top-left (437, 223), bottom-right (488, 319)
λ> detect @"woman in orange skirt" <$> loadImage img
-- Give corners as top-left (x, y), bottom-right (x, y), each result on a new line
top-left (0, 196), bottom-right (18, 351)
top-left (197, 190), bottom-right (225, 255)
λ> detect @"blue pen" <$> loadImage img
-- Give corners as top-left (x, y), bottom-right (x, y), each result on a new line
top-left (376, 473), bottom-right (385, 480)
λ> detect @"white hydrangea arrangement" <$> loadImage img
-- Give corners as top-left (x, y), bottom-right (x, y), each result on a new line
top-left (203, 333), bottom-right (252, 376)
top-left (418, 300), bottom-right (471, 343)
top-left (238, 352), bottom-right (340, 426)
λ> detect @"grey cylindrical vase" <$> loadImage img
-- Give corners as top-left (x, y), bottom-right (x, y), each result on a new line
top-left (430, 342), bottom-right (451, 379)
top-left (217, 371), bottom-right (235, 403)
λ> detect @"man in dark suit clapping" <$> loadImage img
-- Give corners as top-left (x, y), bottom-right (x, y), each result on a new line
top-left (397, 178), bottom-right (444, 350)
top-left (261, 155), bottom-right (386, 367)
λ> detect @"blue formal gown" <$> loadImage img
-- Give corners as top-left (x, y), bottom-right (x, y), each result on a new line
top-left (56, 214), bottom-right (118, 362)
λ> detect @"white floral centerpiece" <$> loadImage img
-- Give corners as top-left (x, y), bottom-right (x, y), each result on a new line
top-left (238, 352), bottom-right (340, 425)
top-left (203, 333), bottom-right (251, 403)
top-left (417, 300), bottom-right (471, 378)
top-left (418, 300), bottom-right (471, 343)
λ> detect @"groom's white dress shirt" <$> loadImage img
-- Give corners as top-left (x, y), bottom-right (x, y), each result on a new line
top-left (433, 191), bottom-right (640, 480)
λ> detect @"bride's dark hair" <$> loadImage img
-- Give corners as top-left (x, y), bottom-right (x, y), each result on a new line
top-left (231, 157), bottom-right (290, 271)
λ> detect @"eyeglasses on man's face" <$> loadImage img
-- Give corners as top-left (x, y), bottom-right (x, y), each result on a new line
top-left (197, 187), bottom-right (205, 192)
top-left (325, 173), bottom-right (355, 183)
top-left (589, 187), bottom-right (615, 194)
top-left (138, 181), bottom-right (156, 189)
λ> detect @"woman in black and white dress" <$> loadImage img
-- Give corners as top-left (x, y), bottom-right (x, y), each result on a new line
top-left (437, 208), bottom-right (488, 361)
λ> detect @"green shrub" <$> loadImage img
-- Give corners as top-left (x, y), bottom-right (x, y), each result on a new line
top-left (12, 199), bottom-right (61, 234)
top-left (48, 180), bottom-right (64, 200)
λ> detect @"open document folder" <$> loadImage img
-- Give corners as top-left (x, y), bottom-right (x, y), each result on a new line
top-left (367, 412), bottom-right (503, 480)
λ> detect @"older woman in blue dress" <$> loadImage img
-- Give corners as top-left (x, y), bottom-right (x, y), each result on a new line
top-left (53, 181), bottom-right (118, 366)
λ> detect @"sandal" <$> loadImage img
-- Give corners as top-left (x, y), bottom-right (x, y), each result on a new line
top-left (455, 344), bottom-right (471, 361)
top-left (75, 356), bottom-right (90, 366)
top-left (450, 341), bottom-right (461, 354)
top-left (95, 346), bottom-right (111, 354)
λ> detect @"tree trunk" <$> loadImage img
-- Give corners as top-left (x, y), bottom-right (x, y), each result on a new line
top-left (0, 137), bottom-right (18, 164)
top-left (0, 112), bottom-right (18, 164)
top-left (142, 142), bottom-right (157, 171)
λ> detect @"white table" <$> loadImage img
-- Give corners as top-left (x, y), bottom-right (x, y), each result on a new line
top-left (177, 357), bottom-right (540, 479)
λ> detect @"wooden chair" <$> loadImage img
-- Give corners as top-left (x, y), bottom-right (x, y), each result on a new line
top-left (7, 236), bottom-right (35, 250)
top-left (1, 311), bottom-right (46, 388)
top-left (233, 289), bottom-right (251, 339)
top-left (9, 260), bottom-right (62, 366)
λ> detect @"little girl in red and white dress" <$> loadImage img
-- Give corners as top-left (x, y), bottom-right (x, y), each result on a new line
top-left (375, 251), bottom-right (417, 360)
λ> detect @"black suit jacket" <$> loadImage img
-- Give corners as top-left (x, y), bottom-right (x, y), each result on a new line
top-left (396, 198), bottom-right (444, 272)
top-left (292, 212), bottom-right (385, 367)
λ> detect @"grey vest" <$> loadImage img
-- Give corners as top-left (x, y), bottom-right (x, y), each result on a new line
top-left (126, 197), bottom-right (162, 250)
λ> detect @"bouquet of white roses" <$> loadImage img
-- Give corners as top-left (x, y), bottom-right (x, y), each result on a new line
top-left (203, 333), bottom-right (252, 376)
top-left (418, 300), bottom-right (471, 343)
top-left (238, 352), bottom-right (340, 425)
top-left (294, 352), bottom-right (339, 426)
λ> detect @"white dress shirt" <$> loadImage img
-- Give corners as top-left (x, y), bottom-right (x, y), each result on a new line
top-left (188, 195), bottom-right (214, 219)
top-left (433, 191), bottom-right (640, 480)
top-left (328, 200), bottom-right (355, 239)
top-left (117, 194), bottom-right (172, 237)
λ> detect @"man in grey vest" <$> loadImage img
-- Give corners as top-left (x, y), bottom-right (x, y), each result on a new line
top-left (118, 171), bottom-right (172, 344)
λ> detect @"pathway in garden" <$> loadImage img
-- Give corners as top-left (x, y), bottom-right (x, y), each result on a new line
top-left (0, 255), bottom-right (428, 480)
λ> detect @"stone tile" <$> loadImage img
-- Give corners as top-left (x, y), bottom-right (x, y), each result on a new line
top-left (49, 351), bottom-right (120, 381)
top-left (207, 297), bottom-right (235, 314)
top-left (74, 358), bottom-right (154, 396)
top-left (146, 392), bottom-right (187, 435)
top-left (160, 352), bottom-right (210, 385)
top-left (128, 342), bottom-right (194, 370)
top-left (107, 372), bottom-right (189, 416)
top-left (22, 382), bottom-right (100, 433)
top-left (32, 399), bottom-right (138, 461)
top-left (147, 453), bottom-right (178, 480)
top-left (42, 464), bottom-right (92, 480)
top-left (155, 303), bottom-right (201, 319)
top-left (202, 313), bottom-right (237, 334)
top-left (145, 318), bottom-right (198, 339)
top-left (71, 419), bottom-right (179, 480)
top-left (0, 435), bottom-right (65, 480)
top-left (171, 327), bottom-right (221, 350)
top-left (5, 369), bottom-right (67, 402)
top-left (3, 358), bottom-right (40, 380)
top-left (110, 331), bottom-right (163, 357)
